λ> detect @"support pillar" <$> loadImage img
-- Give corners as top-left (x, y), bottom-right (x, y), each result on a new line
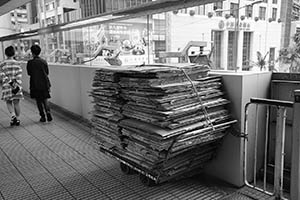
top-left (291, 90), bottom-right (300, 200)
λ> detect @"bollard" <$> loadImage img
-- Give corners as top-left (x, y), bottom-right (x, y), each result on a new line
top-left (291, 90), bottom-right (300, 200)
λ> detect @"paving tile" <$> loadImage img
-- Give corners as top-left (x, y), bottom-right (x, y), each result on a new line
top-left (0, 180), bottom-right (38, 200)
top-left (0, 98), bottom-right (243, 200)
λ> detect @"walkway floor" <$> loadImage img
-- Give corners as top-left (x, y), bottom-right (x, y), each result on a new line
top-left (0, 97), bottom-right (274, 200)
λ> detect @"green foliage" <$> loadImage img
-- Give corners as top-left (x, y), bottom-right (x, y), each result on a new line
top-left (278, 32), bottom-right (300, 72)
top-left (248, 51), bottom-right (269, 71)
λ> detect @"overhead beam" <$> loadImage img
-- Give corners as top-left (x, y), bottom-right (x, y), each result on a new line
top-left (113, 0), bottom-right (222, 16)
top-left (0, 0), bottom-right (223, 42)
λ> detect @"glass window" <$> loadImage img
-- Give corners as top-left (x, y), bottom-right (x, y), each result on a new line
top-left (269, 47), bottom-right (275, 70)
top-left (245, 5), bottom-right (253, 18)
top-left (242, 32), bottom-right (251, 70)
top-left (196, 5), bottom-right (205, 15)
top-left (263, 0), bottom-right (268, 3)
top-left (272, 0), bottom-right (277, 4)
top-left (58, 15), bottom-right (62, 24)
top-left (230, 3), bottom-right (238, 17)
top-left (214, 2), bottom-right (223, 16)
top-left (213, 2), bottom-right (223, 10)
top-left (272, 8), bottom-right (277, 20)
top-left (180, 8), bottom-right (188, 14)
top-left (212, 31), bottom-right (222, 69)
top-left (228, 31), bottom-right (235, 70)
top-left (259, 7), bottom-right (266, 20)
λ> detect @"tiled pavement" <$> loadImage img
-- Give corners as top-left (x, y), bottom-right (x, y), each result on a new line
top-left (0, 97), bottom-right (272, 200)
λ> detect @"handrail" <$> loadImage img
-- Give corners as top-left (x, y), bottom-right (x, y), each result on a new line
top-left (244, 97), bottom-right (291, 200)
top-left (250, 97), bottom-right (293, 108)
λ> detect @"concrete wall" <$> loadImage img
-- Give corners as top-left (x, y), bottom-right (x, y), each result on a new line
top-left (205, 70), bottom-right (272, 187)
top-left (20, 62), bottom-right (96, 121)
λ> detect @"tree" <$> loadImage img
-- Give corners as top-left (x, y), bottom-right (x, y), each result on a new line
top-left (277, 32), bottom-right (300, 73)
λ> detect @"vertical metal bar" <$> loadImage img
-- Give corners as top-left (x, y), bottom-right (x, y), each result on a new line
top-left (147, 14), bottom-right (150, 64)
top-left (243, 103), bottom-right (251, 185)
top-left (233, 0), bottom-right (240, 71)
top-left (253, 104), bottom-right (259, 186)
top-left (274, 106), bottom-right (286, 199)
top-left (1, 41), bottom-right (4, 61)
top-left (291, 90), bottom-right (300, 200)
top-left (263, 105), bottom-right (270, 191)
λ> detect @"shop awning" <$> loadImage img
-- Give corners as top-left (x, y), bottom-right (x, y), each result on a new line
top-left (0, 0), bottom-right (32, 16)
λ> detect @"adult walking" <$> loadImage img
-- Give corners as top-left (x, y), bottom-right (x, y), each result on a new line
top-left (0, 46), bottom-right (23, 126)
top-left (27, 45), bottom-right (52, 122)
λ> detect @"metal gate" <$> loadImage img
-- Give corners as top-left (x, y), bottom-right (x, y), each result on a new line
top-left (243, 97), bottom-right (294, 200)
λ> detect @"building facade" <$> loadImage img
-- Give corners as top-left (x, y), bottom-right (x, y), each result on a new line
top-left (80, 0), bottom-right (153, 18)
top-left (163, 0), bottom-right (282, 71)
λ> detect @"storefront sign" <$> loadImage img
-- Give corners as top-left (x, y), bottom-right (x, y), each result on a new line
top-left (219, 20), bottom-right (251, 31)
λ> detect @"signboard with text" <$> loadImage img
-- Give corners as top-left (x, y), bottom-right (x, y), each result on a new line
top-left (218, 20), bottom-right (251, 31)
top-left (82, 21), bottom-right (153, 66)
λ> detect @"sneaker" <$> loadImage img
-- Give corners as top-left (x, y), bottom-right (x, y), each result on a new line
top-left (40, 116), bottom-right (46, 122)
top-left (10, 116), bottom-right (16, 126)
top-left (10, 116), bottom-right (20, 126)
top-left (15, 119), bottom-right (20, 126)
top-left (46, 113), bottom-right (53, 122)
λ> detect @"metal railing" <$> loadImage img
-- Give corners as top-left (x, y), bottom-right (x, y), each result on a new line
top-left (243, 97), bottom-right (294, 200)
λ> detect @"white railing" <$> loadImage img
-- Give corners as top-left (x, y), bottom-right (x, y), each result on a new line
top-left (243, 97), bottom-right (294, 199)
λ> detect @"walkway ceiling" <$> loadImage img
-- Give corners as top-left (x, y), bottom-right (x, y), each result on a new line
top-left (113, 0), bottom-right (223, 16)
top-left (0, 0), bottom-right (223, 42)
top-left (0, 0), bottom-right (32, 16)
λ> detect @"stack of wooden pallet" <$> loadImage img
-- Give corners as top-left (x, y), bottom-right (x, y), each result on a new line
top-left (91, 64), bottom-right (236, 182)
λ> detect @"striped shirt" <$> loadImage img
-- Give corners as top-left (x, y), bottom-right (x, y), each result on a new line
top-left (0, 59), bottom-right (24, 101)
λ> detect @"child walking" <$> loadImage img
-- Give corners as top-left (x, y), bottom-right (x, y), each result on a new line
top-left (26, 45), bottom-right (52, 122)
top-left (0, 46), bottom-right (24, 126)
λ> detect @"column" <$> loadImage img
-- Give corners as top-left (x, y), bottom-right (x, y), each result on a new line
top-left (237, 30), bottom-right (244, 71)
top-left (291, 90), bottom-right (300, 200)
top-left (222, 30), bottom-right (228, 70)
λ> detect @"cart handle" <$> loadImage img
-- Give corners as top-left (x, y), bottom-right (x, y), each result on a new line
top-left (250, 97), bottom-right (293, 108)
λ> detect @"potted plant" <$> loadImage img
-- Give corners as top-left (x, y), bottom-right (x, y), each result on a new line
top-left (277, 32), bottom-right (300, 72)
top-left (254, 17), bottom-right (259, 22)
top-left (277, 18), bottom-right (282, 23)
top-left (268, 18), bottom-right (273, 23)
top-left (208, 12), bottom-right (213, 18)
top-left (189, 10), bottom-right (195, 16)
top-left (247, 51), bottom-right (269, 71)
top-left (225, 13), bottom-right (231, 19)
top-left (173, 10), bottom-right (179, 14)
top-left (240, 15), bottom-right (245, 21)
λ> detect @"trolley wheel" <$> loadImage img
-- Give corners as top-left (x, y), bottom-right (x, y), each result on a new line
top-left (120, 162), bottom-right (135, 175)
top-left (139, 173), bottom-right (156, 187)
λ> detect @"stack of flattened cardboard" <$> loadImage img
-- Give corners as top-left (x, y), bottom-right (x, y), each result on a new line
top-left (91, 64), bottom-right (236, 182)
top-left (90, 69), bottom-right (124, 150)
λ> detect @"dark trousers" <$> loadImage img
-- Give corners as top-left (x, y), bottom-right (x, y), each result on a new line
top-left (36, 98), bottom-right (50, 117)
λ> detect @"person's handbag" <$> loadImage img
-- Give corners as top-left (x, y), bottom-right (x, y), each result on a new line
top-left (9, 79), bottom-right (20, 94)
